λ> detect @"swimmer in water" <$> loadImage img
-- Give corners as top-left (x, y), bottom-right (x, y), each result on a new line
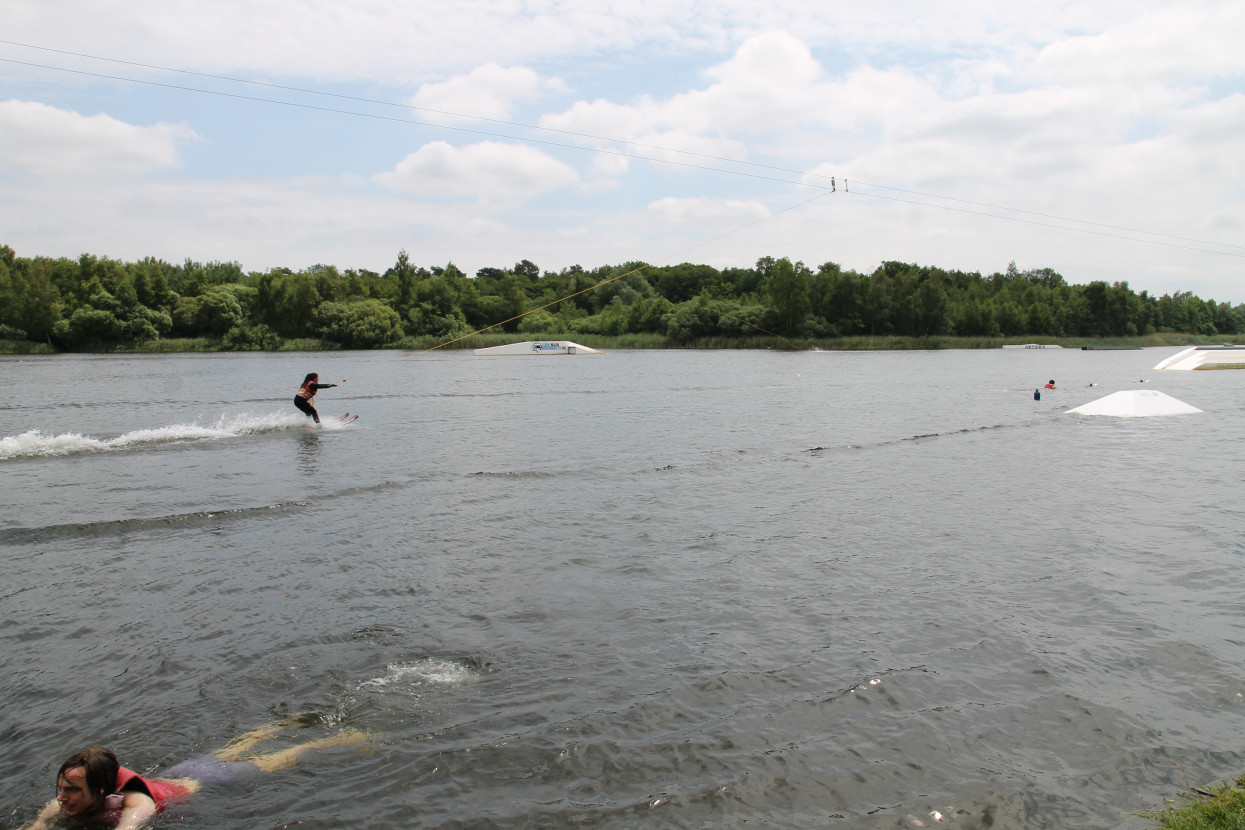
top-left (20, 722), bottom-right (368, 830)
top-left (1044, 379), bottom-right (1056, 389)
top-left (294, 372), bottom-right (338, 425)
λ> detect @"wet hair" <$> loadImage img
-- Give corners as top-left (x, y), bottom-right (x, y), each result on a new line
top-left (302, 372), bottom-right (318, 385)
top-left (58, 747), bottom-right (118, 806)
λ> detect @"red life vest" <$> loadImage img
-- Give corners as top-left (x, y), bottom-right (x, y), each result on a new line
top-left (114, 766), bottom-right (192, 812)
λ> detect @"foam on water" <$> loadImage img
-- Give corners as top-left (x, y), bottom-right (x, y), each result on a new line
top-left (300, 659), bottom-right (481, 727)
top-left (0, 411), bottom-right (339, 461)
top-left (357, 659), bottom-right (480, 693)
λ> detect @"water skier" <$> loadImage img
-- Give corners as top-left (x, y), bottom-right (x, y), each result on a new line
top-left (294, 372), bottom-right (338, 425)
top-left (20, 724), bottom-right (367, 830)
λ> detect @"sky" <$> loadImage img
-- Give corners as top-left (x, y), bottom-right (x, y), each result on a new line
top-left (1, 0), bottom-right (1243, 302)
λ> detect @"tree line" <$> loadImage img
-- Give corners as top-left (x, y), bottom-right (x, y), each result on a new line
top-left (0, 243), bottom-right (1241, 350)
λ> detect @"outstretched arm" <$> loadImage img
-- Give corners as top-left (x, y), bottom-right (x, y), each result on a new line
top-left (113, 791), bottom-right (159, 830)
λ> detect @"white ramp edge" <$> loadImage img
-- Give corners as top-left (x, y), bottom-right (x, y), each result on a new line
top-left (1066, 390), bottom-right (1202, 417)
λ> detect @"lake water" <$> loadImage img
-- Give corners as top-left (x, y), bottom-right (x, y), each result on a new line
top-left (2, 346), bottom-right (1243, 829)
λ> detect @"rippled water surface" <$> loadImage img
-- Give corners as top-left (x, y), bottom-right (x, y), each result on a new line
top-left (3, 347), bottom-right (1244, 829)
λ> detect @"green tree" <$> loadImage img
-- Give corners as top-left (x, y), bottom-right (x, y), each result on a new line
top-left (1180, 292), bottom-right (1217, 335)
top-left (1026, 301), bottom-right (1055, 336)
top-left (513, 259), bottom-right (540, 281)
top-left (307, 264), bottom-right (345, 304)
top-left (665, 296), bottom-right (723, 341)
top-left (315, 299), bottom-right (404, 348)
top-left (652, 263), bottom-right (715, 303)
top-left (913, 278), bottom-right (952, 336)
top-left (1081, 281), bottom-right (1109, 336)
top-left (194, 288), bottom-right (245, 336)
top-left (0, 257), bottom-right (62, 340)
top-left (180, 259), bottom-right (209, 296)
top-left (864, 271), bottom-right (894, 335)
top-left (277, 273), bottom-right (322, 337)
top-left (129, 258), bottom-right (177, 311)
top-left (592, 271), bottom-right (651, 311)
top-left (52, 308), bottom-right (124, 347)
top-left (1213, 300), bottom-right (1241, 335)
top-left (388, 249), bottom-right (418, 312)
top-left (517, 309), bottom-right (559, 334)
top-left (954, 298), bottom-right (999, 336)
top-left (876, 262), bottom-right (922, 335)
top-left (625, 296), bottom-right (674, 333)
top-left (764, 258), bottom-right (810, 335)
top-left (495, 274), bottom-right (529, 332)
top-left (717, 265), bottom-right (761, 297)
top-left (221, 323), bottom-right (280, 351)
top-left (821, 266), bottom-right (865, 335)
top-left (995, 301), bottom-right (1026, 336)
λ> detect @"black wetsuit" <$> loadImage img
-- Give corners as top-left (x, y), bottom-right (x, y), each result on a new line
top-left (295, 383), bottom-right (335, 424)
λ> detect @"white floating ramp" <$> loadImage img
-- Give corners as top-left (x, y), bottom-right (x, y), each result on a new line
top-left (473, 340), bottom-right (603, 356)
top-left (1153, 345), bottom-right (1245, 370)
top-left (1001, 343), bottom-right (1062, 349)
top-left (1066, 390), bottom-right (1202, 417)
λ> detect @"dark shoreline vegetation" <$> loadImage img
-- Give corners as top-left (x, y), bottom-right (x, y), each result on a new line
top-left (0, 332), bottom-right (1236, 356)
top-left (1, 244), bottom-right (1242, 354)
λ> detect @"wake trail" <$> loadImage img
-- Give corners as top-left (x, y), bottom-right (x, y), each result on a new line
top-left (0, 411), bottom-right (351, 461)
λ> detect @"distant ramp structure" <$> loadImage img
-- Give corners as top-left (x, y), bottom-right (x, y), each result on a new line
top-left (473, 340), bottom-right (603, 356)
top-left (1154, 345), bottom-right (1245, 370)
top-left (1066, 390), bottom-right (1203, 417)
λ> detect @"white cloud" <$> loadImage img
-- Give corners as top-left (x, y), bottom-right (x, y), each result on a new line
top-left (410, 64), bottom-right (567, 121)
top-left (539, 98), bottom-right (660, 143)
top-left (7, 1), bottom-right (1236, 88)
top-left (1033, 3), bottom-right (1245, 86)
top-left (706, 29), bottom-right (825, 88)
top-left (1170, 93), bottom-right (1245, 158)
top-left (591, 152), bottom-right (629, 178)
top-left (0, 100), bottom-right (196, 176)
top-left (540, 31), bottom-right (943, 158)
top-left (373, 140), bottom-right (581, 201)
top-left (627, 131), bottom-right (751, 168)
top-left (647, 196), bottom-right (770, 226)
top-left (0, 171), bottom-right (541, 272)
top-left (0, 0), bottom-right (715, 81)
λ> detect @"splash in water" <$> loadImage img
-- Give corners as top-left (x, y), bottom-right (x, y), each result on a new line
top-left (0, 412), bottom-right (351, 461)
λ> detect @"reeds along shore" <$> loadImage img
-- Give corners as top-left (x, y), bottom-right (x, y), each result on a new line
top-left (1, 331), bottom-right (1237, 356)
